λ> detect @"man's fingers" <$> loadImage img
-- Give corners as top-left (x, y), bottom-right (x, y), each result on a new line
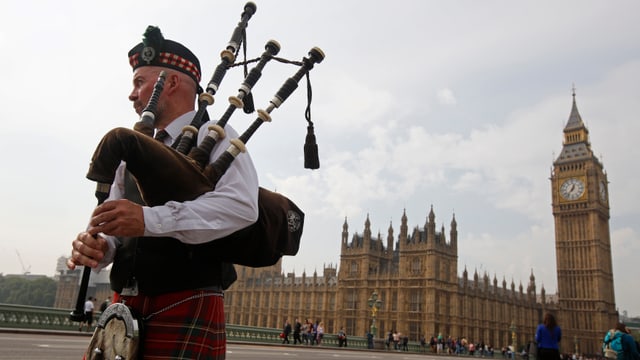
top-left (66, 258), bottom-right (77, 270)
top-left (71, 238), bottom-right (102, 267)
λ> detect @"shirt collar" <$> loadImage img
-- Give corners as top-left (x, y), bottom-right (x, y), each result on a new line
top-left (162, 110), bottom-right (197, 144)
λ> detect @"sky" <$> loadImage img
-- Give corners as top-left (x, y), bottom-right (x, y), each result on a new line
top-left (0, 1), bottom-right (638, 317)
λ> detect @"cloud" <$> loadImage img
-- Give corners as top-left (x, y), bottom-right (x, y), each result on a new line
top-left (437, 88), bottom-right (457, 105)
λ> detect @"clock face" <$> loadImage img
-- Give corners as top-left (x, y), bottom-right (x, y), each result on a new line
top-left (599, 181), bottom-right (607, 202)
top-left (560, 178), bottom-right (585, 200)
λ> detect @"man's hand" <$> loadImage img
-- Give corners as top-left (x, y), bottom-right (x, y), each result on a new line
top-left (67, 231), bottom-right (108, 270)
top-left (89, 199), bottom-right (145, 237)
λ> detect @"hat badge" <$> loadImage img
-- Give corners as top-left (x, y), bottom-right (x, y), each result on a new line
top-left (141, 46), bottom-right (156, 64)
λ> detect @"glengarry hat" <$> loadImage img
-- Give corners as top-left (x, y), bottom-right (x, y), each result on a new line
top-left (128, 26), bottom-right (201, 85)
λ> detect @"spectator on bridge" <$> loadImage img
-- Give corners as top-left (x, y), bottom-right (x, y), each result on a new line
top-left (316, 321), bottom-right (325, 345)
top-left (282, 319), bottom-right (292, 344)
top-left (535, 313), bottom-right (562, 360)
top-left (302, 319), bottom-right (311, 344)
top-left (367, 331), bottom-right (374, 349)
top-left (99, 296), bottom-right (111, 312)
top-left (393, 331), bottom-right (400, 350)
top-left (309, 320), bottom-right (318, 345)
top-left (79, 296), bottom-right (95, 332)
top-left (602, 322), bottom-right (640, 360)
top-left (293, 318), bottom-right (302, 344)
top-left (337, 327), bottom-right (347, 347)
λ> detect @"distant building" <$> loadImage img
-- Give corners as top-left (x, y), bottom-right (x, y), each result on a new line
top-left (53, 256), bottom-right (111, 311)
top-left (224, 92), bottom-right (618, 354)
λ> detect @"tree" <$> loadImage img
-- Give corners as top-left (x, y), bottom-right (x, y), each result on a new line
top-left (0, 275), bottom-right (56, 307)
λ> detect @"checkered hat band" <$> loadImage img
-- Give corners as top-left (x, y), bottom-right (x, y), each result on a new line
top-left (128, 52), bottom-right (201, 83)
top-left (158, 52), bottom-right (201, 82)
top-left (129, 53), bottom-right (140, 68)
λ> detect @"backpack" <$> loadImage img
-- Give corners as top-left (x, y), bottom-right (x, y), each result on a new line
top-left (603, 330), bottom-right (621, 360)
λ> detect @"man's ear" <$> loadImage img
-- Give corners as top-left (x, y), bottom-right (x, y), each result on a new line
top-left (163, 72), bottom-right (180, 95)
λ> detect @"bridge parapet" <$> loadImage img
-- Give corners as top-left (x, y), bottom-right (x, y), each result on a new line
top-left (0, 303), bottom-right (425, 352)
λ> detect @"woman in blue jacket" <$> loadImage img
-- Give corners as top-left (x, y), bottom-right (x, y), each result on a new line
top-left (535, 313), bottom-right (562, 360)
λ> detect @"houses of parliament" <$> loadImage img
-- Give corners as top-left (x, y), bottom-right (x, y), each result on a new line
top-left (55, 93), bottom-right (618, 354)
top-left (223, 92), bottom-right (618, 354)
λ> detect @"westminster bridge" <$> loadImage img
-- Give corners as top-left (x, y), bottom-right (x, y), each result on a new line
top-left (0, 303), bottom-right (410, 351)
top-left (3, 303), bottom-right (636, 358)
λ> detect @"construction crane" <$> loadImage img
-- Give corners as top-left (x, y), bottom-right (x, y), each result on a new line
top-left (15, 250), bottom-right (31, 275)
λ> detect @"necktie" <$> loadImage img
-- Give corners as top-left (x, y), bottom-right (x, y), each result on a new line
top-left (154, 129), bottom-right (169, 143)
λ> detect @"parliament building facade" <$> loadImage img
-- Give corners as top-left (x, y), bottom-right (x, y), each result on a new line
top-left (223, 93), bottom-right (619, 354)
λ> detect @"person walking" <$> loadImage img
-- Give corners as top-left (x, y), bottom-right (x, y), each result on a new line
top-left (535, 313), bottom-right (562, 360)
top-left (282, 319), bottom-right (292, 344)
top-left (293, 318), bottom-right (302, 344)
top-left (337, 327), bottom-right (348, 347)
top-left (602, 322), bottom-right (640, 360)
top-left (79, 296), bottom-right (95, 332)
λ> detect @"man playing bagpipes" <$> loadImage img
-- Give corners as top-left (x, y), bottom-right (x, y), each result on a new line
top-left (67, 25), bottom-right (259, 359)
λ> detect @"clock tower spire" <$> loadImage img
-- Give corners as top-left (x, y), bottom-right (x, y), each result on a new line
top-left (550, 90), bottom-right (617, 353)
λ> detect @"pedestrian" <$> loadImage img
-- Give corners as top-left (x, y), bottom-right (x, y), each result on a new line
top-left (302, 319), bottom-right (310, 344)
top-left (367, 331), bottom-right (374, 349)
top-left (535, 313), bottom-right (562, 360)
top-left (79, 296), bottom-right (95, 332)
top-left (99, 296), bottom-right (111, 312)
top-left (338, 327), bottom-right (348, 347)
top-left (282, 319), bottom-right (292, 344)
top-left (602, 322), bottom-right (640, 360)
top-left (316, 321), bottom-right (325, 345)
top-left (293, 318), bottom-right (302, 344)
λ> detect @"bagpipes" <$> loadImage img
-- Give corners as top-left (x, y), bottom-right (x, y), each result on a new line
top-left (72, 2), bottom-right (324, 359)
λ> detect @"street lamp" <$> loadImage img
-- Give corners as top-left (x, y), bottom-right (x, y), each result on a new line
top-left (367, 291), bottom-right (383, 337)
top-left (574, 335), bottom-right (578, 355)
top-left (509, 321), bottom-right (517, 360)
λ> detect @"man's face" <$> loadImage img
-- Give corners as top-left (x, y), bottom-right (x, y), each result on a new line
top-left (128, 66), bottom-right (164, 116)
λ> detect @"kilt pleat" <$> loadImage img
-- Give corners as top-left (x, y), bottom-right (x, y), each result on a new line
top-left (115, 289), bottom-right (226, 360)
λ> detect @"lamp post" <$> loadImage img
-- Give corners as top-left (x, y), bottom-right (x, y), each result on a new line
top-left (367, 291), bottom-right (383, 337)
top-left (574, 335), bottom-right (578, 355)
top-left (509, 321), bottom-right (517, 360)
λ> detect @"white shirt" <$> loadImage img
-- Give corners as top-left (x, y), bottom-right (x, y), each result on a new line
top-left (84, 299), bottom-right (94, 312)
top-left (97, 110), bottom-right (259, 270)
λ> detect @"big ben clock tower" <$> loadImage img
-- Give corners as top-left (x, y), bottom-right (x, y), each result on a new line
top-left (550, 90), bottom-right (618, 353)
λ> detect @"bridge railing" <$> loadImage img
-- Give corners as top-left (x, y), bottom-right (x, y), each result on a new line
top-left (0, 303), bottom-right (428, 351)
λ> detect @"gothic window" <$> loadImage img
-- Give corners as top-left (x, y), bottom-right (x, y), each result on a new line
top-left (304, 294), bottom-right (311, 309)
top-left (412, 257), bottom-right (421, 274)
top-left (369, 265), bottom-right (378, 275)
top-left (328, 293), bottom-right (336, 310)
top-left (410, 289), bottom-right (422, 312)
top-left (350, 261), bottom-right (358, 275)
top-left (345, 289), bottom-right (358, 310)
top-left (346, 318), bottom-right (356, 336)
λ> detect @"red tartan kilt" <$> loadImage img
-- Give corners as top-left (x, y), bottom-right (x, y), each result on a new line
top-left (114, 289), bottom-right (226, 359)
